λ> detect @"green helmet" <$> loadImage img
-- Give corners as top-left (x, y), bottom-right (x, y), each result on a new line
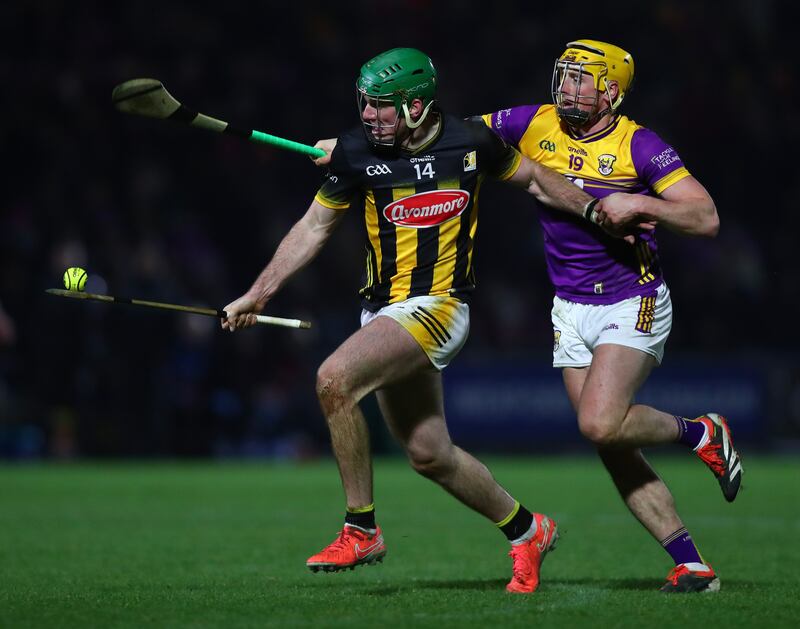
top-left (356, 48), bottom-right (438, 145)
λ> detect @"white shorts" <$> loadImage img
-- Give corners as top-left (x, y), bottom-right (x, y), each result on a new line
top-left (361, 295), bottom-right (469, 371)
top-left (551, 283), bottom-right (672, 368)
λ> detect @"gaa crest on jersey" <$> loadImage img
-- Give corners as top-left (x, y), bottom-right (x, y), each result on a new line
top-left (597, 154), bottom-right (617, 176)
top-left (383, 190), bottom-right (470, 228)
top-left (366, 164), bottom-right (393, 176)
top-left (463, 151), bottom-right (477, 172)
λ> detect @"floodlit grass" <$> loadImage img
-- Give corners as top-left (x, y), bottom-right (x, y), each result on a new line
top-left (1, 456), bottom-right (798, 628)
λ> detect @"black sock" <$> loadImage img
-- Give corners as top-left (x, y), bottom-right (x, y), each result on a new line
top-left (497, 502), bottom-right (534, 541)
top-left (345, 504), bottom-right (376, 530)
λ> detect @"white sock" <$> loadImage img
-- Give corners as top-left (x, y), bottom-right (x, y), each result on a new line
top-left (510, 520), bottom-right (538, 546)
top-left (681, 562), bottom-right (711, 572)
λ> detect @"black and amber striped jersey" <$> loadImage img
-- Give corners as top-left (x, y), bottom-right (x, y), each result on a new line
top-left (314, 113), bottom-right (521, 311)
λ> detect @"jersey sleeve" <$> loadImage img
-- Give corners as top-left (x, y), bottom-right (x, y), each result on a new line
top-left (630, 128), bottom-right (691, 195)
top-left (480, 105), bottom-right (541, 148)
top-left (314, 140), bottom-right (360, 210)
top-left (472, 121), bottom-right (523, 181)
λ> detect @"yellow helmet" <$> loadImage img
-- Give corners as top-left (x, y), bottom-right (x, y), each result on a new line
top-left (552, 39), bottom-right (635, 128)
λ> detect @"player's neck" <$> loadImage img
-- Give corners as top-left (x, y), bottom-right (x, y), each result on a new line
top-left (400, 112), bottom-right (441, 153)
top-left (572, 112), bottom-right (616, 138)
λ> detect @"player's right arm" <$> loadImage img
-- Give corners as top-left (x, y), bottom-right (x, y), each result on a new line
top-left (507, 154), bottom-right (595, 217)
top-left (225, 138), bottom-right (358, 331)
top-left (222, 200), bottom-right (345, 331)
top-left (481, 106), bottom-right (591, 214)
top-left (476, 120), bottom-right (610, 230)
top-left (481, 107), bottom-right (647, 241)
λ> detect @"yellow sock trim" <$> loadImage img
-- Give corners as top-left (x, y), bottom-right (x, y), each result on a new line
top-left (495, 501), bottom-right (520, 528)
top-left (347, 503), bottom-right (375, 514)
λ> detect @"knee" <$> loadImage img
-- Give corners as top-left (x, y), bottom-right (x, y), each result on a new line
top-left (578, 411), bottom-right (622, 446)
top-left (406, 441), bottom-right (456, 480)
top-left (316, 361), bottom-right (355, 415)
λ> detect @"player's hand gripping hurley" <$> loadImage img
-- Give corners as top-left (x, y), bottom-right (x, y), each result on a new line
top-left (46, 289), bottom-right (310, 329)
top-left (112, 79), bottom-right (326, 159)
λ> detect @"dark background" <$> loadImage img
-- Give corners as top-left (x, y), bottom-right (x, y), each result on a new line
top-left (1, 0), bottom-right (796, 458)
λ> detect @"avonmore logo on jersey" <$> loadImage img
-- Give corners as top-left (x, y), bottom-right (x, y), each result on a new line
top-left (383, 190), bottom-right (471, 228)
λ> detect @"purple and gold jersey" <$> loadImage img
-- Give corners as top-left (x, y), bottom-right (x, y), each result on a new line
top-left (482, 104), bottom-right (690, 304)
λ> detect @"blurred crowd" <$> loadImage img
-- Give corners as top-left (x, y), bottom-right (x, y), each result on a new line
top-left (1, 0), bottom-right (797, 458)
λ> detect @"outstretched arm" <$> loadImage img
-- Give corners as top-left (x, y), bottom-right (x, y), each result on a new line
top-left (223, 200), bottom-right (344, 331)
top-left (596, 176), bottom-right (718, 237)
top-left (507, 154), bottom-right (595, 217)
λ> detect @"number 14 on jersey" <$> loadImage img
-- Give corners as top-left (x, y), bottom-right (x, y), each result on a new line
top-left (414, 163), bottom-right (436, 179)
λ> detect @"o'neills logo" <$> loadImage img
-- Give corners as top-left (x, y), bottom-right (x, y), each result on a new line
top-left (383, 190), bottom-right (471, 228)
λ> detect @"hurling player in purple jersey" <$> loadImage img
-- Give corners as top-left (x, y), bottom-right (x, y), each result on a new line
top-left (484, 40), bottom-right (743, 593)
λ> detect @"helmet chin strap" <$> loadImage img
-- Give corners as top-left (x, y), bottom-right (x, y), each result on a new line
top-left (402, 101), bottom-right (435, 129)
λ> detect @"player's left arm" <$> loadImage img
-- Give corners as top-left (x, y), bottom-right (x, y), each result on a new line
top-left (597, 176), bottom-right (719, 237)
top-left (312, 138), bottom-right (337, 166)
top-left (598, 129), bottom-right (719, 237)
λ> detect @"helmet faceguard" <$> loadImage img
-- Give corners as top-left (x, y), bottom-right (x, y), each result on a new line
top-left (552, 40), bottom-right (634, 129)
top-left (355, 91), bottom-right (403, 147)
top-left (356, 48), bottom-right (437, 147)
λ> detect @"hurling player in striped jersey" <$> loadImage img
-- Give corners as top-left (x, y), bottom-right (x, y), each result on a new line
top-left (481, 40), bottom-right (743, 593)
top-left (224, 48), bottom-right (612, 593)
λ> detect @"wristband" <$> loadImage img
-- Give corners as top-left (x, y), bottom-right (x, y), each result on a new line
top-left (583, 198), bottom-right (600, 223)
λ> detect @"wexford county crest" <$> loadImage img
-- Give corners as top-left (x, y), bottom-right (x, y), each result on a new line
top-left (597, 153), bottom-right (617, 176)
top-left (553, 329), bottom-right (561, 352)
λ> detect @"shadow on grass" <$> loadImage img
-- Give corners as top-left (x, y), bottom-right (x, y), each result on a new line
top-left (549, 578), bottom-right (655, 591)
top-left (309, 576), bottom-right (766, 596)
top-left (403, 578), bottom-right (507, 592)
top-left (551, 577), bottom-right (769, 592)
top-left (363, 577), bottom-right (656, 594)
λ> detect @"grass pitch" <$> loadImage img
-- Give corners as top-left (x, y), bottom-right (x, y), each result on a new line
top-left (1, 456), bottom-right (798, 628)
